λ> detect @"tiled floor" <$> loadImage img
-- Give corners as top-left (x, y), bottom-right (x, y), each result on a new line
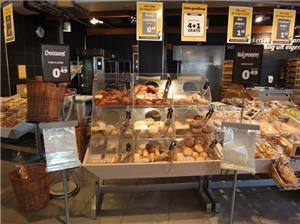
top-left (1, 160), bottom-right (300, 224)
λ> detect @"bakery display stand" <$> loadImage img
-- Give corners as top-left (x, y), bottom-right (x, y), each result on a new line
top-left (84, 73), bottom-right (223, 219)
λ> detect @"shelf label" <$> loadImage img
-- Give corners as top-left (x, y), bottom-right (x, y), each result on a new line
top-left (41, 44), bottom-right (70, 82)
top-left (271, 9), bottom-right (296, 45)
top-left (137, 2), bottom-right (163, 41)
top-left (181, 3), bottom-right (207, 42)
top-left (232, 45), bottom-right (263, 85)
top-left (227, 6), bottom-right (253, 44)
top-left (3, 3), bottom-right (15, 43)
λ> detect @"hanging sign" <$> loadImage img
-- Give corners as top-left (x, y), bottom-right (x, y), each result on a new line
top-left (41, 44), bottom-right (70, 82)
top-left (227, 6), bottom-right (253, 44)
top-left (232, 45), bottom-right (263, 85)
top-left (3, 3), bottom-right (15, 43)
top-left (271, 9), bottom-right (296, 45)
top-left (181, 3), bottom-right (207, 42)
top-left (136, 2), bottom-right (163, 41)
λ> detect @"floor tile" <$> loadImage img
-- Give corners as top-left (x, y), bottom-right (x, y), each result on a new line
top-left (121, 213), bottom-right (168, 224)
top-left (168, 211), bottom-right (210, 224)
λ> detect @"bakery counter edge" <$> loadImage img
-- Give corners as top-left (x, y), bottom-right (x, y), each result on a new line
top-left (82, 158), bottom-right (284, 179)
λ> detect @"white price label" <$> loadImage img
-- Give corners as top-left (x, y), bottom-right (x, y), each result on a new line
top-left (52, 68), bottom-right (61, 78)
top-left (242, 69), bottom-right (258, 80)
top-left (183, 13), bottom-right (204, 37)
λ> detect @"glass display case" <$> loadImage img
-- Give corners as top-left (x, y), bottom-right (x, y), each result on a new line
top-left (87, 73), bottom-right (219, 165)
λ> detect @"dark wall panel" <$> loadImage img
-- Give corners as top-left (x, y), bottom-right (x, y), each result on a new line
top-left (138, 41), bottom-right (163, 73)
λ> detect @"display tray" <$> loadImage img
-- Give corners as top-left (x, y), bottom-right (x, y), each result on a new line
top-left (83, 146), bottom-right (277, 179)
top-left (1, 122), bottom-right (36, 139)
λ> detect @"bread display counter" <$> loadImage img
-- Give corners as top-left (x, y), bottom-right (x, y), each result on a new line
top-left (0, 95), bottom-right (35, 139)
top-left (83, 73), bottom-right (300, 184)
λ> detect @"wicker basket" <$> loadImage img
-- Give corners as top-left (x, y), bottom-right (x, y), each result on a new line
top-left (27, 81), bottom-right (66, 123)
top-left (270, 163), bottom-right (300, 190)
top-left (9, 164), bottom-right (51, 211)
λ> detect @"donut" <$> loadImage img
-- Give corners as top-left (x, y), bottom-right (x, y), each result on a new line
top-left (147, 124), bottom-right (159, 135)
top-left (144, 118), bottom-right (155, 126)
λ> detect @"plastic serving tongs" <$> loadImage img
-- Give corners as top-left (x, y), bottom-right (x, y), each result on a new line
top-left (198, 81), bottom-right (210, 97)
top-left (164, 107), bottom-right (173, 136)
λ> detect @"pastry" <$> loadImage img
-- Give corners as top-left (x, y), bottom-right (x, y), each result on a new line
top-left (192, 151), bottom-right (200, 159)
top-left (175, 152), bottom-right (184, 161)
top-left (184, 137), bottom-right (195, 147)
top-left (194, 144), bottom-right (204, 154)
top-left (145, 110), bottom-right (161, 121)
top-left (144, 118), bottom-right (155, 126)
top-left (134, 121), bottom-right (148, 130)
top-left (149, 153), bottom-right (155, 162)
top-left (147, 124), bottom-right (160, 135)
top-left (182, 147), bottom-right (193, 156)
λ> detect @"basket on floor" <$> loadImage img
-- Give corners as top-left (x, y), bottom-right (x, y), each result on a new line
top-left (9, 164), bottom-right (51, 211)
top-left (27, 80), bottom-right (66, 123)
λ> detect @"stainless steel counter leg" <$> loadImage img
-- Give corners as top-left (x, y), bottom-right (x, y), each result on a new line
top-left (230, 170), bottom-right (238, 224)
top-left (91, 179), bottom-right (100, 220)
top-left (195, 176), bottom-right (212, 212)
top-left (204, 175), bottom-right (220, 213)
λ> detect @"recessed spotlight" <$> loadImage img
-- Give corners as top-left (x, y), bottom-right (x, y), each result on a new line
top-left (255, 16), bottom-right (263, 23)
top-left (90, 17), bottom-right (104, 25)
top-left (130, 16), bottom-right (136, 24)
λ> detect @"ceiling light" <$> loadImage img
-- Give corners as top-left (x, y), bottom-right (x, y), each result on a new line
top-left (255, 16), bottom-right (263, 23)
top-left (130, 16), bottom-right (136, 24)
top-left (90, 17), bottom-right (104, 25)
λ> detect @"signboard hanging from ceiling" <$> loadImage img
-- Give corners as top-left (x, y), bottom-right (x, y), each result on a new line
top-left (227, 6), bottom-right (253, 44)
top-left (271, 9), bottom-right (296, 45)
top-left (181, 3), bottom-right (207, 42)
top-left (136, 2), bottom-right (163, 41)
top-left (41, 44), bottom-right (70, 82)
top-left (232, 45), bottom-right (263, 85)
top-left (3, 3), bottom-right (15, 43)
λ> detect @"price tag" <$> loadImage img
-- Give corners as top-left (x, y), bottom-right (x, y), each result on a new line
top-left (271, 9), bottom-right (296, 45)
top-left (232, 45), bottom-right (263, 85)
top-left (227, 6), bottom-right (253, 44)
top-left (41, 44), bottom-right (70, 82)
top-left (137, 2), bottom-right (163, 41)
top-left (181, 3), bottom-right (207, 42)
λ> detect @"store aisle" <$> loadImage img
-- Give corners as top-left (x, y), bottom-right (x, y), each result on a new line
top-left (1, 160), bottom-right (299, 224)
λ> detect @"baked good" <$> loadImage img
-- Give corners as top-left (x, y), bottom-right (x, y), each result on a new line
top-left (147, 124), bottom-right (160, 135)
top-left (145, 110), bottom-right (161, 121)
top-left (182, 147), bottom-right (193, 156)
top-left (194, 144), bottom-right (204, 153)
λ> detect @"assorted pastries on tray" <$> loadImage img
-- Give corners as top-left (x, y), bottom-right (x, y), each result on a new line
top-left (1, 97), bottom-right (27, 128)
top-left (94, 84), bottom-right (209, 106)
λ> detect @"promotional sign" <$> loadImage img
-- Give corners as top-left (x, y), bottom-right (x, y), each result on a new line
top-left (18, 65), bottom-right (27, 79)
top-left (227, 6), bottom-right (253, 44)
top-left (41, 45), bottom-right (70, 82)
top-left (271, 9), bottom-right (296, 45)
top-left (3, 3), bottom-right (15, 43)
top-left (137, 2), bottom-right (163, 41)
top-left (232, 45), bottom-right (263, 85)
top-left (181, 3), bottom-right (207, 42)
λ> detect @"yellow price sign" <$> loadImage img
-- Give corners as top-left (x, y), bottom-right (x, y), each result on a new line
top-left (136, 2), bottom-right (163, 41)
top-left (18, 65), bottom-right (27, 79)
top-left (181, 3), bottom-right (207, 42)
top-left (227, 6), bottom-right (253, 44)
top-left (3, 3), bottom-right (15, 43)
top-left (271, 9), bottom-right (296, 45)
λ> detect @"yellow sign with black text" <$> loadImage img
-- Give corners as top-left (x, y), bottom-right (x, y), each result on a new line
top-left (136, 2), bottom-right (163, 41)
top-left (3, 3), bottom-right (15, 43)
top-left (227, 6), bottom-right (252, 44)
top-left (271, 9), bottom-right (296, 45)
top-left (181, 3), bottom-right (207, 42)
